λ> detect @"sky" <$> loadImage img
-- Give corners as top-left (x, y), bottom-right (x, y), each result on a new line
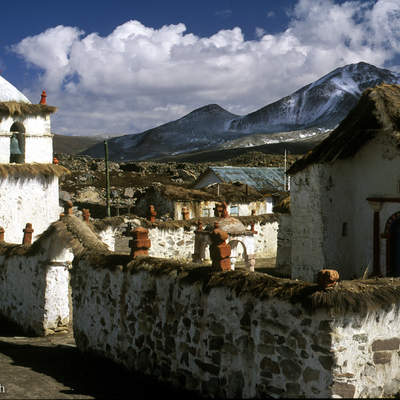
top-left (1, 0), bottom-right (400, 136)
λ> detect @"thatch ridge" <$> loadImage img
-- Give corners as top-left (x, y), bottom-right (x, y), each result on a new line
top-left (79, 256), bottom-right (400, 315)
top-left (135, 213), bottom-right (278, 230)
top-left (0, 215), bottom-right (110, 258)
top-left (143, 182), bottom-right (265, 203)
top-left (0, 101), bottom-right (57, 117)
top-left (288, 84), bottom-right (400, 175)
top-left (0, 163), bottom-right (70, 178)
top-left (91, 216), bottom-right (125, 233)
top-left (273, 195), bottom-right (290, 214)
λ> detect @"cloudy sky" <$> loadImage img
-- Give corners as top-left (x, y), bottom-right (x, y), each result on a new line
top-left (2, 0), bottom-right (400, 136)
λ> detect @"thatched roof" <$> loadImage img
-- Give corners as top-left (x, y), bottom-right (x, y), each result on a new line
top-left (0, 163), bottom-right (70, 178)
top-left (0, 101), bottom-right (57, 118)
top-left (288, 84), bottom-right (400, 175)
top-left (90, 216), bottom-right (125, 233)
top-left (77, 254), bottom-right (400, 315)
top-left (273, 194), bottom-right (290, 214)
top-left (137, 213), bottom-right (278, 230)
top-left (144, 183), bottom-right (265, 203)
top-left (0, 215), bottom-right (110, 258)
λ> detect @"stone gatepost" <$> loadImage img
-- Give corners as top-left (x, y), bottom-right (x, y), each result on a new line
top-left (23, 223), bottom-right (34, 245)
top-left (210, 225), bottom-right (231, 271)
top-left (147, 205), bottom-right (157, 222)
top-left (129, 227), bottom-right (151, 258)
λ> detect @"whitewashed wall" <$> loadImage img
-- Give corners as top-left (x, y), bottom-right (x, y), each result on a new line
top-left (72, 259), bottom-right (400, 398)
top-left (0, 237), bottom-right (73, 335)
top-left (0, 175), bottom-right (60, 244)
top-left (146, 220), bottom-right (278, 261)
top-left (71, 261), bottom-right (334, 398)
top-left (0, 115), bottom-right (52, 163)
top-left (330, 305), bottom-right (400, 398)
top-left (290, 130), bottom-right (400, 281)
top-left (24, 135), bottom-right (53, 164)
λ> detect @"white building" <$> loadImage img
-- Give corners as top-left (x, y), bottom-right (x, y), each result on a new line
top-left (288, 83), bottom-right (400, 282)
top-left (0, 76), bottom-right (68, 243)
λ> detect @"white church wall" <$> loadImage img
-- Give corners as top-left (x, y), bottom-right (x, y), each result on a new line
top-left (0, 175), bottom-right (60, 244)
top-left (291, 130), bottom-right (400, 281)
top-left (24, 135), bottom-right (53, 163)
top-left (0, 135), bottom-right (10, 163)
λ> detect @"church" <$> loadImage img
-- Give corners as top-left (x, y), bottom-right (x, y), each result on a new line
top-left (0, 76), bottom-right (68, 243)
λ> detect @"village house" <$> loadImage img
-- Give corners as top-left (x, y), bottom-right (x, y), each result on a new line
top-left (287, 83), bottom-right (400, 282)
top-left (133, 181), bottom-right (277, 220)
top-left (0, 77), bottom-right (68, 242)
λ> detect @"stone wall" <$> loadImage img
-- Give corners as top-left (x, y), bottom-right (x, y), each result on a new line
top-left (145, 220), bottom-right (278, 261)
top-left (71, 259), bottom-right (333, 398)
top-left (71, 257), bottom-right (400, 398)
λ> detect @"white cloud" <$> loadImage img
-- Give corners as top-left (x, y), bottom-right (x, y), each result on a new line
top-left (11, 0), bottom-right (400, 136)
top-left (255, 27), bottom-right (266, 38)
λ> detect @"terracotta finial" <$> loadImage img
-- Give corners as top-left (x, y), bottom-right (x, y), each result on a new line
top-left (0, 226), bottom-right (5, 242)
top-left (23, 223), bottom-right (34, 245)
top-left (129, 226), bottom-right (151, 258)
top-left (40, 90), bottom-right (47, 105)
top-left (64, 201), bottom-right (73, 215)
top-left (147, 204), bottom-right (157, 222)
top-left (210, 227), bottom-right (231, 271)
top-left (317, 269), bottom-right (339, 289)
top-left (196, 220), bottom-right (203, 231)
top-left (82, 208), bottom-right (90, 223)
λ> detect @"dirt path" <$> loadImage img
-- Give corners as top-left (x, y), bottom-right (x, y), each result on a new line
top-left (0, 324), bottom-right (198, 399)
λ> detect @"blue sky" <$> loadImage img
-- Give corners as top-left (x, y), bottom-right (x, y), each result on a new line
top-left (1, 0), bottom-right (400, 136)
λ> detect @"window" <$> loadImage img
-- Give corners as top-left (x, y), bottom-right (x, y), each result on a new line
top-left (202, 208), bottom-right (211, 217)
top-left (230, 205), bottom-right (239, 216)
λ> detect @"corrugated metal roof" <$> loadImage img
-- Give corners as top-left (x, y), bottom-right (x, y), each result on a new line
top-left (208, 166), bottom-right (285, 192)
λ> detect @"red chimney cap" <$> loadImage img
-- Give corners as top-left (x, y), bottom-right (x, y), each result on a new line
top-left (40, 90), bottom-right (47, 105)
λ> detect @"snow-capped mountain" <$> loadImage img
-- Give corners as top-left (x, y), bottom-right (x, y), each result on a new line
top-left (229, 62), bottom-right (400, 132)
top-left (83, 104), bottom-right (243, 160)
top-left (83, 62), bottom-right (400, 161)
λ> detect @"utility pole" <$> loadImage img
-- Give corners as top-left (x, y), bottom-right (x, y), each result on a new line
top-left (284, 148), bottom-right (287, 191)
top-left (104, 140), bottom-right (111, 217)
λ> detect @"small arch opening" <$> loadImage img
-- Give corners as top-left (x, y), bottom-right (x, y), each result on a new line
top-left (9, 122), bottom-right (25, 163)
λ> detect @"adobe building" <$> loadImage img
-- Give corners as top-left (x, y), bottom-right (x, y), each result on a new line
top-left (288, 83), bottom-right (400, 281)
top-left (0, 76), bottom-right (68, 243)
top-left (134, 182), bottom-right (277, 220)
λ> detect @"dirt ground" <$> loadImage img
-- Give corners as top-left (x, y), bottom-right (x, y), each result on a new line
top-left (0, 323), bottom-right (200, 399)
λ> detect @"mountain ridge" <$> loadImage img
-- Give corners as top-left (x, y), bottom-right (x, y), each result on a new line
top-left (82, 62), bottom-right (400, 161)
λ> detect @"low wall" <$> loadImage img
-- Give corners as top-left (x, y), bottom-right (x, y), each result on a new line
top-left (137, 214), bottom-right (279, 261)
top-left (0, 242), bottom-right (72, 335)
top-left (71, 255), bottom-right (400, 398)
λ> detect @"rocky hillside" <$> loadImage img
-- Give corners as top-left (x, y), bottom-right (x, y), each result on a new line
top-left (57, 151), bottom-right (300, 218)
top-left (82, 62), bottom-right (400, 161)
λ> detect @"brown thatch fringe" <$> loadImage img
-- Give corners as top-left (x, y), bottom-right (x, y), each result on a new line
top-left (273, 195), bottom-right (290, 214)
top-left (0, 215), bottom-right (110, 259)
top-left (136, 213), bottom-right (277, 230)
top-left (144, 182), bottom-right (265, 203)
top-left (288, 84), bottom-right (400, 175)
top-left (101, 258), bottom-right (400, 315)
top-left (0, 101), bottom-right (57, 117)
top-left (91, 216), bottom-right (125, 233)
top-left (0, 163), bottom-right (70, 178)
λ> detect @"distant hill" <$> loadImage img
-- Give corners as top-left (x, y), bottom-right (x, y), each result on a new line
top-left (82, 62), bottom-right (400, 161)
top-left (53, 134), bottom-right (104, 155)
